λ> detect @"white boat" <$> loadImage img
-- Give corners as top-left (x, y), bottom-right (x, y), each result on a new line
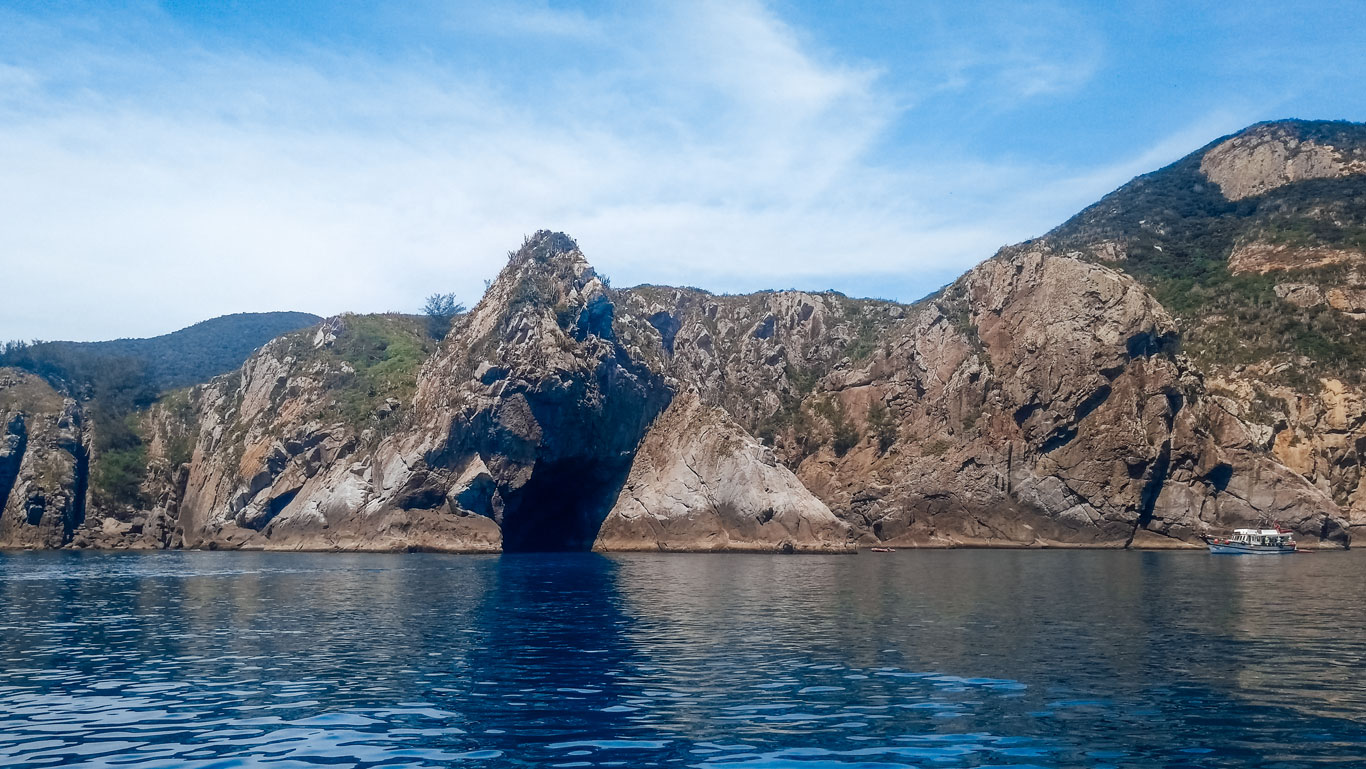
top-left (1205, 527), bottom-right (1297, 555)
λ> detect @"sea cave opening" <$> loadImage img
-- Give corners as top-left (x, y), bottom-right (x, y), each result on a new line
top-left (498, 456), bottom-right (632, 553)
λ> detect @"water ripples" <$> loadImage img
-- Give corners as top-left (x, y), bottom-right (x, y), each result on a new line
top-left (2, 550), bottom-right (1364, 767)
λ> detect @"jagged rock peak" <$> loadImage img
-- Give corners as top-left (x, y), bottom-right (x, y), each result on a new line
top-left (452, 230), bottom-right (613, 356)
top-left (514, 230), bottom-right (581, 263)
top-left (495, 231), bottom-right (603, 303)
top-left (493, 230), bottom-right (599, 299)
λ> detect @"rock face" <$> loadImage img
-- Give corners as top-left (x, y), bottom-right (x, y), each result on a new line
top-left (0, 370), bottom-right (87, 548)
top-left (1042, 119), bottom-right (1366, 547)
top-left (1206, 372), bottom-right (1366, 542)
top-left (10, 121), bottom-right (1366, 553)
top-left (1201, 122), bottom-right (1366, 200)
top-left (1229, 243), bottom-right (1366, 277)
top-left (596, 392), bottom-right (851, 552)
top-left (168, 313), bottom-right (505, 553)
top-left (6, 228), bottom-right (1348, 551)
top-left (113, 233), bottom-right (850, 552)
top-left (608, 249), bottom-right (1345, 548)
top-left (398, 232), bottom-right (674, 552)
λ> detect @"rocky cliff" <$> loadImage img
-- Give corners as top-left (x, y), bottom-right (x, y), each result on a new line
top-left (3, 119), bottom-right (1361, 552)
top-left (0, 370), bottom-right (88, 548)
top-left (596, 391), bottom-right (850, 551)
top-left (58, 234), bottom-right (849, 552)
top-left (615, 247), bottom-right (1345, 548)
top-left (1048, 119), bottom-right (1366, 543)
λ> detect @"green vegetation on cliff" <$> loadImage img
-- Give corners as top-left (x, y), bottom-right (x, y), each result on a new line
top-left (267, 314), bottom-right (435, 430)
top-left (2, 313), bottom-right (320, 511)
top-left (1048, 120), bottom-right (1366, 389)
top-left (331, 315), bottom-right (433, 426)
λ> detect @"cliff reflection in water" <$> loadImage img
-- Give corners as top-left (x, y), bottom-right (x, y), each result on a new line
top-left (0, 549), bottom-right (1364, 767)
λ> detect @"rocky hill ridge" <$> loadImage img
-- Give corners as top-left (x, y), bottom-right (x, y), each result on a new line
top-left (2, 119), bottom-right (1362, 551)
top-left (4, 229), bottom-right (1348, 551)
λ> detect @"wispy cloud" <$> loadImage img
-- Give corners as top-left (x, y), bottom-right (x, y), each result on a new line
top-left (910, 2), bottom-right (1105, 106)
top-left (0, 1), bottom-right (1280, 340)
top-left (454, 4), bottom-right (607, 41)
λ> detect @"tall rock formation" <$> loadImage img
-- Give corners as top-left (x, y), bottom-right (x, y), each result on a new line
top-left (616, 248), bottom-right (1346, 547)
top-left (134, 232), bottom-right (849, 552)
top-left (0, 370), bottom-right (87, 548)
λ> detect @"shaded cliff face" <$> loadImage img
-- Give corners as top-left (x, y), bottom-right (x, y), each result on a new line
top-left (397, 232), bottom-right (673, 551)
top-left (0, 369), bottom-right (87, 548)
top-left (1047, 119), bottom-right (1366, 542)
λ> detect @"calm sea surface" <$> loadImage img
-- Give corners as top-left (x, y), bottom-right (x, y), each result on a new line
top-left (1, 550), bottom-right (1364, 768)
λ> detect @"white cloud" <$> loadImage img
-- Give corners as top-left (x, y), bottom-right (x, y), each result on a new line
top-left (0, 1), bottom-right (1234, 341)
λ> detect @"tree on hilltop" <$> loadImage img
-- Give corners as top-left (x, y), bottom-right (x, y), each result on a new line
top-left (422, 293), bottom-right (466, 339)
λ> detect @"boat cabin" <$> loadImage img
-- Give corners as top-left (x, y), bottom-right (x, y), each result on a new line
top-left (1229, 528), bottom-right (1293, 547)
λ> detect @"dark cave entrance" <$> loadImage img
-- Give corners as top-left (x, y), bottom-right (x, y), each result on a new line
top-left (499, 456), bottom-right (632, 552)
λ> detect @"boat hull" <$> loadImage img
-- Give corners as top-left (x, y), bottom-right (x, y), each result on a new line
top-left (1207, 542), bottom-right (1297, 555)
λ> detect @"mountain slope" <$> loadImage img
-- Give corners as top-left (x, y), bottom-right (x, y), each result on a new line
top-left (1045, 119), bottom-right (1366, 539)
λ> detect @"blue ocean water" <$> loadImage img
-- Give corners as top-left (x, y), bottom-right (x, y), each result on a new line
top-left (1, 550), bottom-right (1363, 768)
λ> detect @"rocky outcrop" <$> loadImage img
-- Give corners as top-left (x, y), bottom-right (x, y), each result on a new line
top-left (614, 286), bottom-right (904, 440)
top-left (116, 232), bottom-right (848, 552)
top-left (1208, 372), bottom-right (1366, 542)
top-left (622, 249), bottom-right (1346, 548)
top-left (0, 369), bottom-right (87, 548)
top-left (396, 232), bottom-right (673, 552)
top-left (170, 314), bottom-right (504, 552)
top-left (1229, 242), bottom-right (1366, 276)
top-left (596, 392), bottom-right (851, 552)
top-left (1201, 122), bottom-right (1366, 201)
top-left (1034, 119), bottom-right (1366, 546)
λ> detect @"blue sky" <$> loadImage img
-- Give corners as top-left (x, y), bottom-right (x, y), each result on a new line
top-left (3, 0), bottom-right (1365, 341)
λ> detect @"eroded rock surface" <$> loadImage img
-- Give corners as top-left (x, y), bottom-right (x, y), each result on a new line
top-left (6, 222), bottom-right (1354, 551)
top-left (0, 369), bottom-right (87, 548)
top-left (616, 248), bottom-right (1346, 548)
top-left (596, 392), bottom-right (851, 552)
top-left (1229, 243), bottom-right (1366, 276)
top-left (116, 232), bottom-right (847, 552)
top-left (1201, 122), bottom-right (1366, 201)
